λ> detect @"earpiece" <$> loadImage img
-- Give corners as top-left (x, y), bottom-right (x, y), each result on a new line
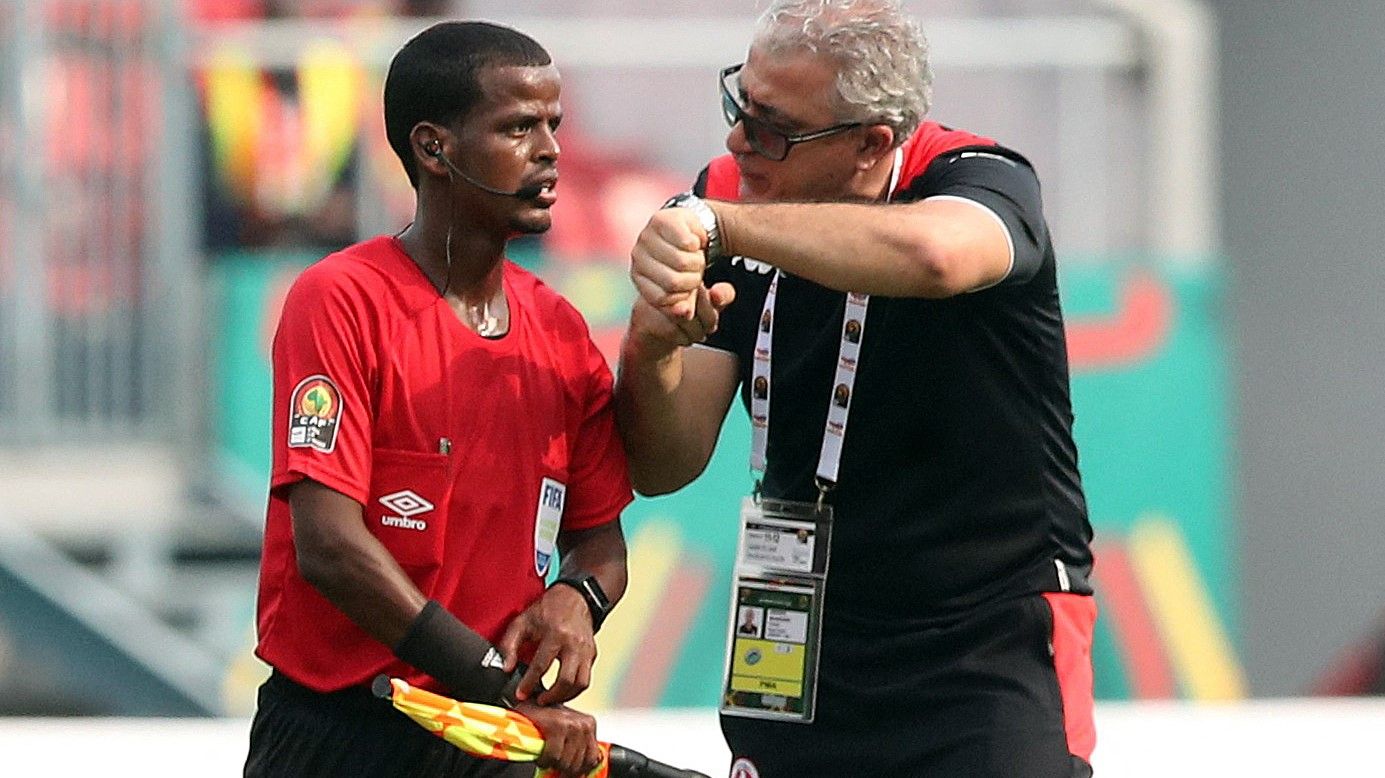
top-left (424, 138), bottom-right (546, 200)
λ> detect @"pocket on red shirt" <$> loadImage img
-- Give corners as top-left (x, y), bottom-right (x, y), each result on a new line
top-left (363, 449), bottom-right (451, 571)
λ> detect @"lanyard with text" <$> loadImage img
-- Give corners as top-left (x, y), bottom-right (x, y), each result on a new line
top-left (748, 278), bottom-right (869, 498)
top-left (721, 149), bottom-right (902, 724)
top-left (748, 147), bottom-right (902, 498)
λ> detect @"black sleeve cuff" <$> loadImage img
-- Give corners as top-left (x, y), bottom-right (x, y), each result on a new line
top-left (392, 600), bottom-right (516, 704)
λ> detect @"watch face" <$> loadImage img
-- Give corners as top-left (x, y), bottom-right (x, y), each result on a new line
top-left (662, 192), bottom-right (694, 209)
top-left (659, 193), bottom-right (721, 262)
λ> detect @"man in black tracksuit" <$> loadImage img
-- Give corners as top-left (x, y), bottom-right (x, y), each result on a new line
top-left (615, 1), bottom-right (1097, 775)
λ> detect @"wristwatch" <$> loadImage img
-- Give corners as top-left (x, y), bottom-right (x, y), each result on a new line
top-left (662, 192), bottom-right (725, 263)
top-left (550, 574), bottom-right (614, 632)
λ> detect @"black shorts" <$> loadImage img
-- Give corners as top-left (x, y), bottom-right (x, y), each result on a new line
top-left (244, 671), bottom-right (532, 778)
top-left (720, 592), bottom-right (1096, 778)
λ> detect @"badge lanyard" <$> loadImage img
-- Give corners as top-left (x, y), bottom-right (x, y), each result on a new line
top-left (722, 150), bottom-right (902, 725)
top-left (748, 147), bottom-right (903, 499)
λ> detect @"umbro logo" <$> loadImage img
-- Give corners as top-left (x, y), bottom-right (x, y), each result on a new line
top-left (379, 490), bottom-right (434, 531)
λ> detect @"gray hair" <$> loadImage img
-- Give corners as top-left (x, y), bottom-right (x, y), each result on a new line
top-left (753, 0), bottom-right (933, 144)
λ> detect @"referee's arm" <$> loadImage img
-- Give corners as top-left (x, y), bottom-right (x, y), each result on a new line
top-left (289, 478), bottom-right (427, 648)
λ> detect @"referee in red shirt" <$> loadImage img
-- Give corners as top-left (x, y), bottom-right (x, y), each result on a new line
top-left (244, 22), bottom-right (632, 778)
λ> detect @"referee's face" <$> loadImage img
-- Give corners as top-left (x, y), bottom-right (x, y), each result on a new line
top-left (726, 47), bottom-right (867, 203)
top-left (452, 63), bottom-right (563, 235)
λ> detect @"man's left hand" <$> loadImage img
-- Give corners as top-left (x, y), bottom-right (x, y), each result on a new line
top-left (496, 584), bottom-right (597, 706)
top-left (631, 206), bottom-right (710, 321)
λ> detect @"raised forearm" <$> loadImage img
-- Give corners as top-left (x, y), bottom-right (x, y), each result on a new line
top-left (716, 199), bottom-right (996, 297)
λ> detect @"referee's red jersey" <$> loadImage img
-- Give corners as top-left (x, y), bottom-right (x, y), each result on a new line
top-left (255, 236), bottom-right (632, 693)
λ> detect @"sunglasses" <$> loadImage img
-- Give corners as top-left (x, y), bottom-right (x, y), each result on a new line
top-left (719, 63), bottom-right (862, 161)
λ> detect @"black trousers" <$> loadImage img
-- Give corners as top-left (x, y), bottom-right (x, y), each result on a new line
top-left (721, 593), bottom-right (1096, 778)
top-left (244, 671), bottom-right (533, 778)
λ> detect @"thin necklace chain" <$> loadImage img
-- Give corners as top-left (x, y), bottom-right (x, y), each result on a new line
top-left (467, 297), bottom-right (501, 337)
top-left (438, 172), bottom-right (503, 337)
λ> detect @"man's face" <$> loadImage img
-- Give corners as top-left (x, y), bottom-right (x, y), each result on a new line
top-left (726, 47), bottom-right (864, 202)
top-left (452, 64), bottom-right (562, 234)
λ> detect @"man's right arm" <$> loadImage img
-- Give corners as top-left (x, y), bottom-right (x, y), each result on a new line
top-left (615, 289), bottom-right (739, 496)
top-left (291, 479), bottom-right (602, 776)
top-left (289, 478), bottom-right (427, 647)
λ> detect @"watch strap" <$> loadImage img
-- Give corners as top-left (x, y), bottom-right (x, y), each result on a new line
top-left (662, 192), bottom-right (725, 263)
top-left (550, 575), bottom-right (613, 632)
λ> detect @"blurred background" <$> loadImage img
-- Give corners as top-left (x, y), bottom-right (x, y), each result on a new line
top-left (3, 0), bottom-right (1384, 773)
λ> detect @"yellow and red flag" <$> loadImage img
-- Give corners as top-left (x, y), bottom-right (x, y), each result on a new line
top-left (378, 676), bottom-right (609, 778)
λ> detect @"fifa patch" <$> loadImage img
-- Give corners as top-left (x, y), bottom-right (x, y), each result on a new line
top-left (288, 375), bottom-right (342, 453)
top-left (730, 758), bottom-right (760, 778)
top-left (533, 478), bottom-right (565, 576)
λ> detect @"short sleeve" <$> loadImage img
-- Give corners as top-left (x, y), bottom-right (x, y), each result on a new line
top-left (691, 162), bottom-right (716, 198)
top-left (561, 338), bottom-right (633, 531)
top-left (269, 265), bottom-right (376, 505)
top-left (903, 148), bottom-right (1049, 286)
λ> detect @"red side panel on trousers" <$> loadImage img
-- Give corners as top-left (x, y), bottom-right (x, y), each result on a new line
top-left (1043, 592), bottom-right (1098, 761)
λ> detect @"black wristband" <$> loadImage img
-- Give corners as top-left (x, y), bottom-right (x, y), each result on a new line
top-left (550, 574), bottom-right (613, 632)
top-left (392, 600), bottom-right (516, 705)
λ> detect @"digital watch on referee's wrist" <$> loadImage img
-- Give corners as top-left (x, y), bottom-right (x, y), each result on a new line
top-left (550, 574), bottom-right (613, 632)
top-left (662, 192), bottom-right (725, 264)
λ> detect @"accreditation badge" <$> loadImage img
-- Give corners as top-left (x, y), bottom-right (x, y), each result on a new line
top-left (720, 497), bottom-right (832, 724)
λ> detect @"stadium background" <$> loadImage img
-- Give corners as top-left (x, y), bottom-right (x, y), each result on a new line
top-left (2, 0), bottom-right (1384, 773)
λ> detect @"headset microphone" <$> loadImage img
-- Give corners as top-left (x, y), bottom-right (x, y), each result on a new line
top-left (430, 145), bottom-right (547, 200)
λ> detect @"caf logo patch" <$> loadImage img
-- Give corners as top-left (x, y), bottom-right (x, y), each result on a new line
top-left (288, 375), bottom-right (342, 452)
